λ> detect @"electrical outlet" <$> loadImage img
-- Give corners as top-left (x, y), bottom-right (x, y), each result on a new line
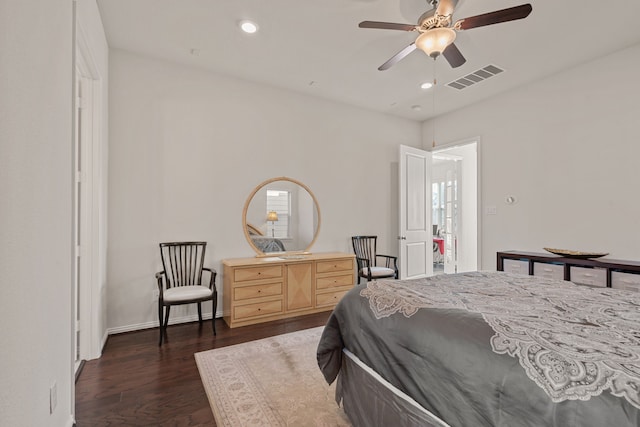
top-left (152, 289), bottom-right (159, 302)
top-left (50, 382), bottom-right (57, 414)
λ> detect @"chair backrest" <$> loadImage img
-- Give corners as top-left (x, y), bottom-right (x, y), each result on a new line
top-left (159, 242), bottom-right (207, 289)
top-left (351, 236), bottom-right (378, 267)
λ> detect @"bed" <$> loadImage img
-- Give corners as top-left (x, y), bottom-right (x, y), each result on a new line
top-left (250, 235), bottom-right (286, 253)
top-left (246, 223), bottom-right (286, 253)
top-left (317, 271), bottom-right (640, 427)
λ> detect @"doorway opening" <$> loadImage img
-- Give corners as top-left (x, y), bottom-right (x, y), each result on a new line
top-left (431, 140), bottom-right (478, 275)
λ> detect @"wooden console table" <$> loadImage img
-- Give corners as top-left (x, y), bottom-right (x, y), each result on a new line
top-left (497, 250), bottom-right (640, 289)
top-left (222, 252), bottom-right (355, 328)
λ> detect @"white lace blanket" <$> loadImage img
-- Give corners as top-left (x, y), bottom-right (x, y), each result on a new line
top-left (360, 271), bottom-right (640, 409)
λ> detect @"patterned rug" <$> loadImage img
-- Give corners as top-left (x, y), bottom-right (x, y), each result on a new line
top-left (195, 327), bottom-right (351, 426)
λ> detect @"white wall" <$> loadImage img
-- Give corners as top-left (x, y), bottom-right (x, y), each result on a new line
top-left (0, 1), bottom-right (74, 426)
top-left (107, 50), bottom-right (421, 331)
top-left (423, 43), bottom-right (640, 268)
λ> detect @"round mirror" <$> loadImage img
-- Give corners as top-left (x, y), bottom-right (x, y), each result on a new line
top-left (242, 177), bottom-right (321, 256)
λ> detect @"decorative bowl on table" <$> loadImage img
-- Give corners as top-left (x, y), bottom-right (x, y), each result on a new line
top-left (543, 248), bottom-right (609, 259)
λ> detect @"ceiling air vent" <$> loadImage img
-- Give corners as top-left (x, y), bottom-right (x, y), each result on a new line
top-left (447, 65), bottom-right (504, 90)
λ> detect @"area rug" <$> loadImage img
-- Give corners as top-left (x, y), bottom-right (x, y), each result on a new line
top-left (194, 326), bottom-right (351, 426)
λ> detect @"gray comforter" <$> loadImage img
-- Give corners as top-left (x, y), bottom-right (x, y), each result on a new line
top-left (317, 271), bottom-right (640, 427)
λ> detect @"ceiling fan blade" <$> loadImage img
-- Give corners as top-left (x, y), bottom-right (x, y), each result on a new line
top-left (455, 4), bottom-right (532, 30)
top-left (378, 43), bottom-right (417, 71)
top-left (359, 21), bottom-right (416, 31)
top-left (436, 0), bottom-right (459, 17)
top-left (442, 43), bottom-right (466, 68)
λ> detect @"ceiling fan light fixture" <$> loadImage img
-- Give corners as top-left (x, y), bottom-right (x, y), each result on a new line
top-left (416, 27), bottom-right (456, 58)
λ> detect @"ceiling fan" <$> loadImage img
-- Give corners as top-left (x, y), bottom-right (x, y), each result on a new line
top-left (359, 0), bottom-right (532, 70)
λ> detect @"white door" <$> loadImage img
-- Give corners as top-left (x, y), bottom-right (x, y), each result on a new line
top-left (73, 75), bottom-right (81, 371)
top-left (399, 145), bottom-right (432, 279)
top-left (74, 74), bottom-right (92, 372)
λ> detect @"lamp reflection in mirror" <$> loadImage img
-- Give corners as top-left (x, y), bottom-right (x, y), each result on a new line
top-left (267, 211), bottom-right (278, 237)
top-left (416, 27), bottom-right (456, 58)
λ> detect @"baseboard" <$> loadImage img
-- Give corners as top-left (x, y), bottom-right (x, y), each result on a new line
top-left (107, 310), bottom-right (223, 335)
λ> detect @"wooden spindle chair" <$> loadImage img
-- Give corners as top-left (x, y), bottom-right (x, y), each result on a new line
top-left (351, 236), bottom-right (398, 284)
top-left (156, 242), bottom-right (217, 345)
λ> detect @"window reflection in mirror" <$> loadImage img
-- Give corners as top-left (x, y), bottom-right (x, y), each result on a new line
top-left (267, 190), bottom-right (290, 239)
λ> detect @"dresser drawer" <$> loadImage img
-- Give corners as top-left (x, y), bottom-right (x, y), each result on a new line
top-left (234, 282), bottom-right (282, 301)
top-left (316, 259), bottom-right (353, 274)
top-left (533, 263), bottom-right (564, 281)
top-left (612, 272), bottom-right (640, 292)
top-left (233, 265), bottom-right (283, 282)
top-left (316, 290), bottom-right (349, 308)
top-left (234, 299), bottom-right (283, 320)
top-left (503, 259), bottom-right (529, 275)
top-left (316, 274), bottom-right (353, 290)
top-left (570, 266), bottom-right (606, 287)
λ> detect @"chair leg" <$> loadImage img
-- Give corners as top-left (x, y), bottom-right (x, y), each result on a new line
top-left (357, 275), bottom-right (361, 285)
top-left (197, 302), bottom-right (203, 324)
top-left (212, 293), bottom-right (217, 336)
top-left (158, 302), bottom-right (163, 346)
top-left (163, 306), bottom-right (170, 341)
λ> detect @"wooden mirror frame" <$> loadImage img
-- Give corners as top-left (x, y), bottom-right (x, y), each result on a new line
top-left (242, 176), bottom-right (321, 257)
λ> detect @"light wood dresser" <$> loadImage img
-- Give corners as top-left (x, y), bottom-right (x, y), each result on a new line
top-left (222, 252), bottom-right (355, 328)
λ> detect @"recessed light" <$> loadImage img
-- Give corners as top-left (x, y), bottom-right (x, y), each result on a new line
top-left (239, 20), bottom-right (258, 34)
top-left (420, 82), bottom-right (433, 90)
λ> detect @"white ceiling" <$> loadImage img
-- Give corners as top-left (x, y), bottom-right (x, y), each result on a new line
top-left (97, 0), bottom-right (640, 121)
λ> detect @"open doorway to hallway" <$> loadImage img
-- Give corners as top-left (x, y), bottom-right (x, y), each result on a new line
top-left (431, 140), bottom-right (478, 275)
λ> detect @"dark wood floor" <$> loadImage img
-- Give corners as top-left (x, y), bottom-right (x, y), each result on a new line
top-left (75, 312), bottom-right (331, 426)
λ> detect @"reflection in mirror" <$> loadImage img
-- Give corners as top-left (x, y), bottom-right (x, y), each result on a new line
top-left (243, 177), bottom-right (321, 256)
